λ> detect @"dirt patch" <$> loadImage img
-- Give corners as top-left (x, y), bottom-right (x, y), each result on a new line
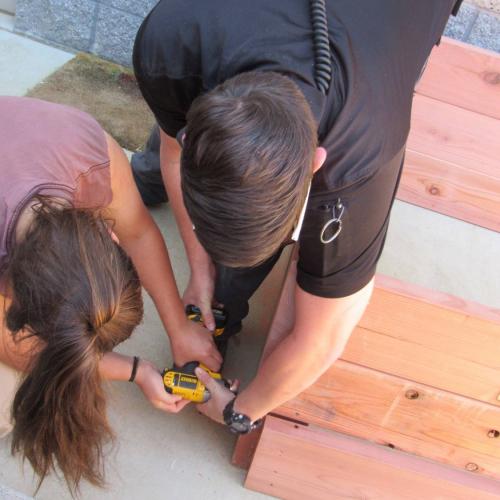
top-left (27, 53), bottom-right (155, 151)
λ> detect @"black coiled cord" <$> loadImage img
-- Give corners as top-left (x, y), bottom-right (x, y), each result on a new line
top-left (309, 0), bottom-right (332, 95)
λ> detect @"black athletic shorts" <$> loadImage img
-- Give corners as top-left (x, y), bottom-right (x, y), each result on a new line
top-left (297, 147), bottom-right (406, 298)
top-left (215, 146), bottom-right (406, 336)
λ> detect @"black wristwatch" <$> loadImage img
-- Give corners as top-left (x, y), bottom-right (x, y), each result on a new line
top-left (223, 398), bottom-right (263, 434)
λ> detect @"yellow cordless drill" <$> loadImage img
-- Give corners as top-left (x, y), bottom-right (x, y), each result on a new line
top-left (185, 304), bottom-right (227, 339)
top-left (162, 305), bottom-right (229, 403)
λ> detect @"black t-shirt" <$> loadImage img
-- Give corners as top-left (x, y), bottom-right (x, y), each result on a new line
top-left (133, 0), bottom-right (458, 299)
top-left (133, 0), bottom-right (456, 193)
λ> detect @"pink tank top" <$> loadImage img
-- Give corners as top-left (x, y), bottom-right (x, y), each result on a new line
top-left (0, 97), bottom-right (112, 291)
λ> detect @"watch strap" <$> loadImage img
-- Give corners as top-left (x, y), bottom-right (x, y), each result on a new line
top-left (223, 398), bottom-right (263, 434)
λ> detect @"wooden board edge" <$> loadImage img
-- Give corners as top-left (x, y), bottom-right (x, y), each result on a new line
top-left (231, 427), bottom-right (263, 470)
top-left (374, 274), bottom-right (500, 324)
top-left (247, 416), bottom-right (500, 498)
top-left (274, 358), bottom-right (500, 477)
top-left (439, 36), bottom-right (500, 59)
top-left (398, 147), bottom-right (500, 232)
top-left (415, 37), bottom-right (500, 121)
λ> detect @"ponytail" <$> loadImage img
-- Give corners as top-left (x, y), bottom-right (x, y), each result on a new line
top-left (11, 326), bottom-right (108, 492)
top-left (6, 199), bottom-right (143, 493)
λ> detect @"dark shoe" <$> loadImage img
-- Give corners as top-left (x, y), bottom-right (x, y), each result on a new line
top-left (131, 124), bottom-right (168, 206)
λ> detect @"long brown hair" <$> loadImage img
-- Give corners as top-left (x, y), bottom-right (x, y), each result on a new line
top-left (181, 71), bottom-right (317, 268)
top-left (5, 199), bottom-right (143, 494)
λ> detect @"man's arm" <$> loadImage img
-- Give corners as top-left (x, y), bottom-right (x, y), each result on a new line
top-left (159, 129), bottom-right (218, 330)
top-left (196, 264), bottom-right (374, 423)
top-left (233, 278), bottom-right (373, 421)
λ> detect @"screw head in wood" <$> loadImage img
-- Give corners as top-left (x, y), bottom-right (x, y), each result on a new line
top-left (428, 185), bottom-right (440, 196)
top-left (405, 389), bottom-right (419, 400)
top-left (466, 463), bottom-right (479, 472)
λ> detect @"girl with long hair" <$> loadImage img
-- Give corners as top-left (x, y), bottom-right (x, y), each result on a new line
top-left (0, 97), bottom-right (222, 493)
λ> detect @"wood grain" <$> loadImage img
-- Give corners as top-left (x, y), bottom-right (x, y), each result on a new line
top-left (277, 360), bottom-right (500, 479)
top-left (374, 275), bottom-right (500, 324)
top-left (245, 416), bottom-right (500, 500)
top-left (340, 285), bottom-right (500, 406)
top-left (358, 288), bottom-right (500, 365)
top-left (397, 148), bottom-right (500, 232)
top-left (408, 94), bottom-right (500, 179)
top-left (400, 39), bottom-right (500, 229)
top-left (232, 429), bottom-right (262, 470)
top-left (260, 250), bottom-right (297, 362)
top-left (416, 37), bottom-right (500, 120)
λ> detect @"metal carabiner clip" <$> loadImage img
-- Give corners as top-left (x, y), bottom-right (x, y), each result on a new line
top-left (320, 199), bottom-right (344, 244)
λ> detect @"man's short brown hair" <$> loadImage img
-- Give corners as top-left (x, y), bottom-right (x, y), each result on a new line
top-left (181, 71), bottom-right (317, 268)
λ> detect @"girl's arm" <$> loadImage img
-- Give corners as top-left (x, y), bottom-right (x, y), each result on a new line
top-left (1, 294), bottom-right (188, 413)
top-left (99, 352), bottom-right (190, 413)
top-left (101, 134), bottom-right (222, 371)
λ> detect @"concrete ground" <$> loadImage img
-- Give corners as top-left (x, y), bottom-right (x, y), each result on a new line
top-left (1, 15), bottom-right (499, 500)
top-left (0, 15), bottom-right (73, 96)
top-left (379, 200), bottom-right (500, 310)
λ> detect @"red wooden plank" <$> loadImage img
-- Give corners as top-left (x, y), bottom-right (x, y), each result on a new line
top-left (260, 250), bottom-right (297, 362)
top-left (246, 416), bottom-right (500, 500)
top-left (357, 287), bottom-right (500, 370)
top-left (277, 360), bottom-right (500, 479)
top-left (408, 94), bottom-right (500, 179)
top-left (416, 37), bottom-right (500, 120)
top-left (398, 148), bottom-right (500, 232)
top-left (341, 283), bottom-right (500, 406)
top-left (231, 429), bottom-right (262, 470)
top-left (374, 275), bottom-right (500, 324)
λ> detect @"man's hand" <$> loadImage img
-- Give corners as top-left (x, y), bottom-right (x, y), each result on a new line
top-left (195, 367), bottom-right (239, 424)
top-left (135, 359), bottom-right (191, 413)
top-left (183, 250), bottom-right (217, 331)
top-left (170, 319), bottom-right (223, 372)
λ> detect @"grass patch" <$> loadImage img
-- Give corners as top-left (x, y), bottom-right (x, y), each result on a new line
top-left (27, 53), bottom-right (155, 151)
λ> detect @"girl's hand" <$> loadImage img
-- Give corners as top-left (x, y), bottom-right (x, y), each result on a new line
top-left (170, 319), bottom-right (223, 372)
top-left (135, 360), bottom-right (190, 413)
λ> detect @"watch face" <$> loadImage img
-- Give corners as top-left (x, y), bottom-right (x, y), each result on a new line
top-left (224, 399), bottom-right (252, 433)
top-left (231, 421), bottom-right (249, 433)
